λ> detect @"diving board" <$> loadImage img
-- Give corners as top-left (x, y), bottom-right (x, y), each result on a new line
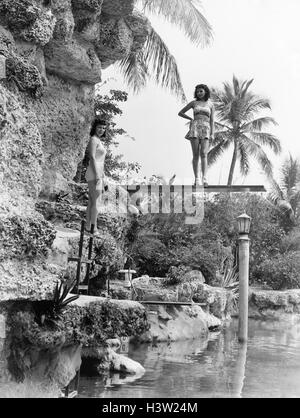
top-left (122, 184), bottom-right (266, 195)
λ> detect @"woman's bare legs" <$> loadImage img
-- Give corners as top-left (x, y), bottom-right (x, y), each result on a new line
top-left (200, 138), bottom-right (209, 185)
top-left (86, 180), bottom-right (101, 232)
top-left (190, 139), bottom-right (201, 184)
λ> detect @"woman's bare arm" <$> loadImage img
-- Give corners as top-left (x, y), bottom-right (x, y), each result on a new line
top-left (178, 101), bottom-right (194, 121)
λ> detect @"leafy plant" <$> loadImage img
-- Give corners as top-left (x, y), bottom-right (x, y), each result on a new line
top-left (35, 280), bottom-right (79, 327)
top-left (220, 263), bottom-right (239, 289)
top-left (253, 251), bottom-right (300, 290)
top-left (163, 265), bottom-right (191, 286)
top-left (279, 228), bottom-right (300, 253)
top-left (219, 263), bottom-right (239, 310)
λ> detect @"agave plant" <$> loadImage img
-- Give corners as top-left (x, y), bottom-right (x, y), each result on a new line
top-left (219, 263), bottom-right (239, 310)
top-left (119, 0), bottom-right (213, 101)
top-left (51, 280), bottom-right (79, 315)
top-left (36, 280), bottom-right (79, 327)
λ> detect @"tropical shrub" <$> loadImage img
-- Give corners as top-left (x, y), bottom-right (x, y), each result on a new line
top-left (253, 251), bottom-right (300, 290)
top-left (204, 193), bottom-right (287, 280)
top-left (131, 236), bottom-right (171, 277)
top-left (279, 229), bottom-right (300, 253)
top-left (126, 192), bottom-right (300, 289)
top-left (34, 280), bottom-right (79, 327)
top-left (162, 265), bottom-right (191, 286)
top-left (129, 216), bottom-right (231, 283)
top-left (93, 233), bottom-right (124, 276)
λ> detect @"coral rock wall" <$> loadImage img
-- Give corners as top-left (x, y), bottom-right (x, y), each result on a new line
top-left (0, 0), bottom-right (149, 197)
top-left (0, 0), bottom-right (150, 302)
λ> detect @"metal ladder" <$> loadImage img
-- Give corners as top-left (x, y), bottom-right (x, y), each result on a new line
top-left (68, 220), bottom-right (95, 295)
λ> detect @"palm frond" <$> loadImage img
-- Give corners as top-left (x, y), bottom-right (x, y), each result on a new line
top-left (242, 116), bottom-right (277, 132)
top-left (143, 27), bottom-right (187, 101)
top-left (289, 191), bottom-right (300, 213)
top-left (242, 97), bottom-right (271, 121)
top-left (118, 51), bottom-right (148, 94)
top-left (208, 134), bottom-right (231, 166)
top-left (139, 0), bottom-right (213, 46)
top-left (240, 78), bottom-right (254, 98)
top-left (248, 132), bottom-right (282, 154)
top-left (222, 82), bottom-right (234, 102)
top-left (208, 143), bottom-right (226, 167)
top-left (232, 75), bottom-right (240, 97)
top-left (238, 140), bottom-right (250, 177)
top-left (210, 130), bottom-right (232, 146)
top-left (215, 121), bottom-right (232, 131)
top-left (267, 178), bottom-right (285, 205)
top-left (267, 175), bottom-right (296, 218)
top-left (240, 134), bottom-right (274, 178)
top-left (281, 155), bottom-right (300, 193)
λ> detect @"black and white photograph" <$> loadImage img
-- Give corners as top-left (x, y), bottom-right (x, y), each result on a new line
top-left (0, 0), bottom-right (300, 401)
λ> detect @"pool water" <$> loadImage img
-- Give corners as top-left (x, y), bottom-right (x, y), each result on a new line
top-left (78, 319), bottom-right (300, 398)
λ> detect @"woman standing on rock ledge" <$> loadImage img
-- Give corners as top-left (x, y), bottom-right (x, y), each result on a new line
top-left (85, 119), bottom-right (107, 234)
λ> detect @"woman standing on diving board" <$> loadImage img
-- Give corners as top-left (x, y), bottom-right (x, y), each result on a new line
top-left (178, 84), bottom-right (215, 187)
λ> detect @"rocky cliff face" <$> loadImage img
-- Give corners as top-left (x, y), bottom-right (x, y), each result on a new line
top-left (0, 0), bottom-right (150, 303)
top-left (0, 0), bottom-right (149, 198)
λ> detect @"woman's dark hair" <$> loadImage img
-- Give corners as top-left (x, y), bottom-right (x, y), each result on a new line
top-left (194, 84), bottom-right (210, 101)
top-left (90, 119), bottom-right (107, 137)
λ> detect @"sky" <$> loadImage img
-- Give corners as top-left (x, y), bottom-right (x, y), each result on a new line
top-left (101, 0), bottom-right (300, 187)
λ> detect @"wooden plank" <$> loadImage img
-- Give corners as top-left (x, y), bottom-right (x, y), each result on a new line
top-left (68, 257), bottom-right (93, 264)
top-left (122, 184), bottom-right (266, 195)
top-left (140, 301), bottom-right (207, 306)
top-left (202, 185), bottom-right (266, 193)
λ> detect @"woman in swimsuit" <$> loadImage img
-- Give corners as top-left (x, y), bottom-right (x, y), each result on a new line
top-left (85, 119), bottom-right (107, 233)
top-left (178, 84), bottom-right (215, 186)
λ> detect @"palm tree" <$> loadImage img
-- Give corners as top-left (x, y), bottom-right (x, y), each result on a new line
top-left (119, 0), bottom-right (213, 101)
top-left (208, 76), bottom-right (282, 185)
top-left (269, 155), bottom-right (300, 221)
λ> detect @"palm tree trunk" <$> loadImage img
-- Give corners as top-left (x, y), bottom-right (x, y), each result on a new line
top-left (227, 140), bottom-right (238, 186)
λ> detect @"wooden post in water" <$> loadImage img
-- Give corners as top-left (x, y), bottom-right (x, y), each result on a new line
top-left (237, 214), bottom-right (251, 343)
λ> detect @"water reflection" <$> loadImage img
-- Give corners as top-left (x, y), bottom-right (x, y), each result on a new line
top-left (78, 319), bottom-right (300, 398)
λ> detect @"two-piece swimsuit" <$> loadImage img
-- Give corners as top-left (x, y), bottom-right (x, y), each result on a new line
top-left (185, 101), bottom-right (211, 140)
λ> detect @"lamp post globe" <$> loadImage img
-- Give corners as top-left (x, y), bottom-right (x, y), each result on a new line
top-left (237, 213), bottom-right (251, 235)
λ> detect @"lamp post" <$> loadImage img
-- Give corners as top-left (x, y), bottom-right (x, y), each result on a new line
top-left (237, 213), bottom-right (251, 343)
